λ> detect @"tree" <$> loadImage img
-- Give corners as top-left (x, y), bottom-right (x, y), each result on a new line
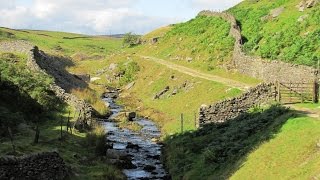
top-left (122, 32), bottom-right (141, 47)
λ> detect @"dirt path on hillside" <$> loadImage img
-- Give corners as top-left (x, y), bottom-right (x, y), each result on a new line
top-left (139, 55), bottom-right (252, 90)
top-left (286, 105), bottom-right (320, 119)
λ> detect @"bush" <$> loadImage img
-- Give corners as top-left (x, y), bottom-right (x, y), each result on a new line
top-left (122, 32), bottom-right (141, 47)
top-left (115, 61), bottom-right (140, 86)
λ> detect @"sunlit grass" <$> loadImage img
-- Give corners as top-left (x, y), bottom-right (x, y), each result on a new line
top-left (71, 88), bottom-right (108, 115)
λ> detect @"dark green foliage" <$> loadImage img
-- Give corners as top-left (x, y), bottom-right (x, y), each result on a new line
top-left (85, 126), bottom-right (107, 156)
top-left (116, 61), bottom-right (140, 86)
top-left (0, 53), bottom-right (58, 110)
top-left (0, 80), bottom-right (43, 136)
top-left (228, 0), bottom-right (320, 66)
top-left (122, 32), bottom-right (141, 47)
top-left (0, 53), bottom-right (62, 137)
top-left (164, 105), bottom-right (291, 179)
top-left (0, 29), bottom-right (15, 39)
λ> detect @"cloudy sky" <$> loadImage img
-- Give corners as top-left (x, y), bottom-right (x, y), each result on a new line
top-left (0, 0), bottom-right (242, 35)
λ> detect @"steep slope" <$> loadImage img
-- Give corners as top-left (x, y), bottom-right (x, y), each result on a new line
top-left (228, 0), bottom-right (320, 66)
top-left (139, 15), bottom-right (235, 71)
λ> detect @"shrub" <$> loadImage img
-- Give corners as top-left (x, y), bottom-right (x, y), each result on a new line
top-left (122, 32), bottom-right (141, 47)
top-left (116, 61), bottom-right (140, 86)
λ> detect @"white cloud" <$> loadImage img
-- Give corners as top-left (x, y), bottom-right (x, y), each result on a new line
top-left (0, 0), bottom-right (242, 35)
top-left (192, 0), bottom-right (243, 11)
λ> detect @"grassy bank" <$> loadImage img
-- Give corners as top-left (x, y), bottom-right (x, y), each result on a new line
top-left (164, 105), bottom-right (320, 179)
top-left (228, 0), bottom-right (320, 66)
top-left (0, 106), bottom-right (125, 179)
top-left (0, 50), bottom-right (125, 179)
top-left (231, 116), bottom-right (320, 179)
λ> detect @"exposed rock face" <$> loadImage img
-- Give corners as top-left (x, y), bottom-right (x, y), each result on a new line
top-left (154, 86), bottom-right (170, 99)
top-left (0, 152), bottom-right (69, 180)
top-left (198, 83), bottom-right (275, 127)
top-left (297, 0), bottom-right (319, 11)
top-left (270, 7), bottom-right (285, 18)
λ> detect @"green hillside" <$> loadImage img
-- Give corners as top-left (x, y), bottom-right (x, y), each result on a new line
top-left (0, 28), bottom-right (122, 56)
top-left (228, 0), bottom-right (320, 66)
top-left (0, 0), bottom-right (319, 179)
top-left (138, 15), bottom-right (235, 73)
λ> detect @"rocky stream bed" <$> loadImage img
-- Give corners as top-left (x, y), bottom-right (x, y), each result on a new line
top-left (102, 92), bottom-right (170, 180)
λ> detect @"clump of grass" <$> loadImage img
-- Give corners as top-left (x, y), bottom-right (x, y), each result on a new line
top-left (71, 88), bottom-right (108, 115)
top-left (114, 113), bottom-right (143, 132)
top-left (86, 124), bottom-right (107, 156)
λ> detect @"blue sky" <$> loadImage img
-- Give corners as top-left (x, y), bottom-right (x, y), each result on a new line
top-left (0, 0), bottom-right (242, 35)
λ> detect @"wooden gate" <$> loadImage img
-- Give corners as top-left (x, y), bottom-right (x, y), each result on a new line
top-left (276, 81), bottom-right (319, 104)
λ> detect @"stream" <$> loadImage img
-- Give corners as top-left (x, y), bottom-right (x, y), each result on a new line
top-left (102, 96), bottom-right (170, 180)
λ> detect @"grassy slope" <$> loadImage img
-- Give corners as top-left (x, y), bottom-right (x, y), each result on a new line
top-left (228, 0), bottom-right (320, 66)
top-left (164, 106), bottom-right (320, 180)
top-left (130, 57), bottom-right (241, 134)
top-left (0, 52), bottom-right (125, 179)
top-left (231, 116), bottom-right (320, 179)
top-left (134, 15), bottom-right (260, 85)
top-left (0, 27), bottom-right (122, 115)
top-left (0, 28), bottom-right (122, 56)
top-left (100, 54), bottom-right (241, 134)
top-left (0, 106), bottom-right (125, 179)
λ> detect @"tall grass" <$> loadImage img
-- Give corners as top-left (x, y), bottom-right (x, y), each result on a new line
top-left (71, 88), bottom-right (108, 115)
top-left (86, 124), bottom-right (107, 156)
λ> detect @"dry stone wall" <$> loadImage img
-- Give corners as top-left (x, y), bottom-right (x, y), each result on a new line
top-left (0, 40), bottom-right (94, 119)
top-left (199, 10), bottom-right (319, 83)
top-left (198, 83), bottom-right (275, 127)
top-left (197, 10), bottom-right (319, 126)
top-left (0, 152), bottom-right (69, 180)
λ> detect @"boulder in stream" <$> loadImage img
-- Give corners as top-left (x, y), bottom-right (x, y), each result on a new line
top-left (143, 165), bottom-right (156, 172)
top-left (127, 112), bottom-right (136, 121)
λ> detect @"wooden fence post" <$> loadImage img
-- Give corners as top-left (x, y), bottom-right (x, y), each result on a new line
top-left (276, 81), bottom-right (281, 103)
top-left (313, 80), bottom-right (319, 103)
top-left (67, 111), bottom-right (70, 133)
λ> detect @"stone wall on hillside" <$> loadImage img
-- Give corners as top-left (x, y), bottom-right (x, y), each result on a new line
top-left (0, 152), bottom-right (69, 180)
top-left (199, 10), bottom-right (319, 83)
top-left (198, 83), bottom-right (275, 127)
top-left (0, 40), bottom-right (94, 119)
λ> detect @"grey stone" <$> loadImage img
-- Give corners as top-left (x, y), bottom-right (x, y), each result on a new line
top-left (124, 81), bottom-right (135, 90)
top-left (127, 112), bottom-right (136, 121)
top-left (109, 63), bottom-right (118, 71)
top-left (270, 7), bottom-right (284, 18)
top-left (153, 86), bottom-right (170, 99)
top-left (298, 15), bottom-right (309, 22)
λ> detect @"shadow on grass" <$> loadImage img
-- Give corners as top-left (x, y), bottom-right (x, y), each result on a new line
top-left (163, 105), bottom-right (293, 179)
top-left (34, 50), bottom-right (89, 92)
top-left (0, 80), bottom-right (125, 179)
